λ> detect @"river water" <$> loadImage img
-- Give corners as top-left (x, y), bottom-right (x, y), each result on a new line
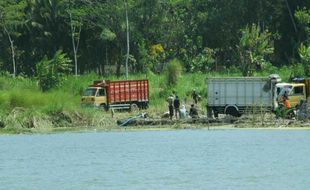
top-left (0, 129), bottom-right (310, 190)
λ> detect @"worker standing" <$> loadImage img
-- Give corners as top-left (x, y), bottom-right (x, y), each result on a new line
top-left (167, 94), bottom-right (174, 120)
top-left (192, 89), bottom-right (198, 104)
top-left (174, 95), bottom-right (180, 119)
top-left (168, 101), bottom-right (174, 120)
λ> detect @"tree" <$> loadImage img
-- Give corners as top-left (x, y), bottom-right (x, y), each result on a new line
top-left (23, 0), bottom-right (69, 67)
top-left (295, 7), bottom-right (310, 76)
top-left (191, 47), bottom-right (216, 72)
top-left (299, 44), bottom-right (310, 76)
top-left (237, 24), bottom-right (274, 76)
top-left (0, 0), bottom-right (26, 77)
top-left (295, 8), bottom-right (310, 38)
top-left (36, 50), bottom-right (72, 91)
top-left (64, 0), bottom-right (92, 76)
top-left (0, 0), bottom-right (308, 76)
top-left (124, 0), bottom-right (130, 79)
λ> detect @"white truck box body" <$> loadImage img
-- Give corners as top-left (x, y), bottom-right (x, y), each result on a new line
top-left (207, 77), bottom-right (273, 115)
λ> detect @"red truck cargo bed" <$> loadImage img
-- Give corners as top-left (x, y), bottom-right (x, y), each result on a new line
top-left (106, 79), bottom-right (149, 104)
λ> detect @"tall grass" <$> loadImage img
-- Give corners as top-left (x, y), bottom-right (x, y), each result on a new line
top-left (0, 66), bottom-right (297, 131)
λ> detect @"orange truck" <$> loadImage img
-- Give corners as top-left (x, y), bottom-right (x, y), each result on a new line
top-left (81, 79), bottom-right (149, 110)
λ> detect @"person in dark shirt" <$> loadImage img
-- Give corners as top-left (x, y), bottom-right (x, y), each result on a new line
top-left (168, 101), bottom-right (174, 120)
top-left (192, 89), bottom-right (198, 104)
top-left (189, 104), bottom-right (199, 118)
top-left (173, 95), bottom-right (180, 119)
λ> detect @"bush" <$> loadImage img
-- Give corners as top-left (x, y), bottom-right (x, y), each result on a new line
top-left (288, 63), bottom-right (305, 79)
top-left (165, 59), bottom-right (182, 86)
top-left (36, 50), bottom-right (72, 91)
top-left (238, 24), bottom-right (274, 76)
top-left (299, 43), bottom-right (310, 76)
top-left (191, 47), bottom-right (216, 72)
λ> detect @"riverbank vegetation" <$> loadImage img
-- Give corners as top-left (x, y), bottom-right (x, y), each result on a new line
top-left (0, 67), bottom-right (304, 134)
top-left (0, 1), bottom-right (310, 133)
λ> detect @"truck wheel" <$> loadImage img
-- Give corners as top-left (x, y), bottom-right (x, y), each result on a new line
top-left (207, 107), bottom-right (213, 118)
top-left (101, 104), bottom-right (109, 111)
top-left (225, 106), bottom-right (240, 117)
top-left (214, 110), bottom-right (219, 119)
top-left (142, 103), bottom-right (149, 109)
top-left (285, 109), bottom-right (295, 119)
top-left (130, 103), bottom-right (139, 112)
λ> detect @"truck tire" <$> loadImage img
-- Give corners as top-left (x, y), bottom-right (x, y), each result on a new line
top-left (100, 104), bottom-right (109, 111)
top-left (225, 106), bottom-right (240, 117)
top-left (130, 103), bottom-right (139, 112)
top-left (285, 109), bottom-right (295, 119)
top-left (142, 102), bottom-right (149, 109)
top-left (207, 107), bottom-right (213, 118)
top-left (214, 110), bottom-right (219, 118)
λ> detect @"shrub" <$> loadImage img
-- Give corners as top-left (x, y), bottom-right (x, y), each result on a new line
top-left (191, 47), bottom-right (216, 72)
top-left (299, 43), bottom-right (310, 76)
top-left (36, 50), bottom-right (72, 91)
top-left (237, 24), bottom-right (274, 76)
top-left (165, 59), bottom-right (182, 86)
top-left (288, 63), bottom-right (305, 78)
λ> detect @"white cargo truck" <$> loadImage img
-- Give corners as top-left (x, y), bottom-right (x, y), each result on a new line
top-left (207, 76), bottom-right (280, 118)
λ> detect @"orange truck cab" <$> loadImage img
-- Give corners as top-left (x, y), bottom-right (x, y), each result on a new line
top-left (81, 79), bottom-right (149, 111)
top-left (275, 76), bottom-right (310, 109)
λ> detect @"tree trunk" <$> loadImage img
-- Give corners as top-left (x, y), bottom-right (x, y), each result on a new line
top-left (284, 0), bottom-right (297, 33)
top-left (105, 45), bottom-right (108, 75)
top-left (124, 0), bottom-right (130, 79)
top-left (70, 13), bottom-right (82, 77)
top-left (116, 49), bottom-right (122, 76)
top-left (4, 26), bottom-right (16, 77)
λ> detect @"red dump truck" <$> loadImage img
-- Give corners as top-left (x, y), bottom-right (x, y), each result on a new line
top-left (81, 79), bottom-right (149, 110)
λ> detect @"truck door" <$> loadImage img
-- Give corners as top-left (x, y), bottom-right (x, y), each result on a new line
top-left (208, 79), bottom-right (222, 106)
top-left (289, 85), bottom-right (306, 107)
top-left (95, 88), bottom-right (107, 106)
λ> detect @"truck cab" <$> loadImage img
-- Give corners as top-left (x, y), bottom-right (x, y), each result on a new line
top-left (275, 83), bottom-right (306, 108)
top-left (81, 81), bottom-right (108, 109)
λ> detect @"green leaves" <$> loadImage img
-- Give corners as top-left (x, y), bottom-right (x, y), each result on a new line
top-left (190, 47), bottom-right (216, 72)
top-left (295, 8), bottom-right (310, 36)
top-left (299, 43), bottom-right (310, 76)
top-left (238, 24), bottom-right (274, 76)
top-left (36, 50), bottom-right (72, 91)
top-left (0, 0), bottom-right (26, 27)
top-left (100, 28), bottom-right (116, 41)
top-left (0, 0), bottom-right (309, 76)
top-left (299, 44), bottom-right (310, 61)
top-left (165, 58), bottom-right (182, 86)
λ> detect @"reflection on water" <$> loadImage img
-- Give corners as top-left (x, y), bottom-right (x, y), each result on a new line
top-left (0, 129), bottom-right (310, 190)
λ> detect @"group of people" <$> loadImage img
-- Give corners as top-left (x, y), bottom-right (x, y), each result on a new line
top-left (166, 90), bottom-right (199, 120)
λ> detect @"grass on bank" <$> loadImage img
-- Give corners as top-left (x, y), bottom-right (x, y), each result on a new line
top-left (0, 67), bottom-right (298, 133)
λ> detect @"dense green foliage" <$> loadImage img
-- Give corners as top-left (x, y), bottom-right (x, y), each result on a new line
top-left (0, 0), bottom-right (309, 78)
top-left (238, 24), bottom-right (274, 76)
top-left (36, 50), bottom-right (72, 91)
top-left (165, 59), bottom-right (182, 86)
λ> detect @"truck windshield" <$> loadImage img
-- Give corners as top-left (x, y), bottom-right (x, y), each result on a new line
top-left (83, 88), bottom-right (97, 96)
top-left (277, 86), bottom-right (292, 97)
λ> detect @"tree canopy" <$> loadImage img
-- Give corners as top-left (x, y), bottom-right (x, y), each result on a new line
top-left (0, 0), bottom-right (309, 77)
